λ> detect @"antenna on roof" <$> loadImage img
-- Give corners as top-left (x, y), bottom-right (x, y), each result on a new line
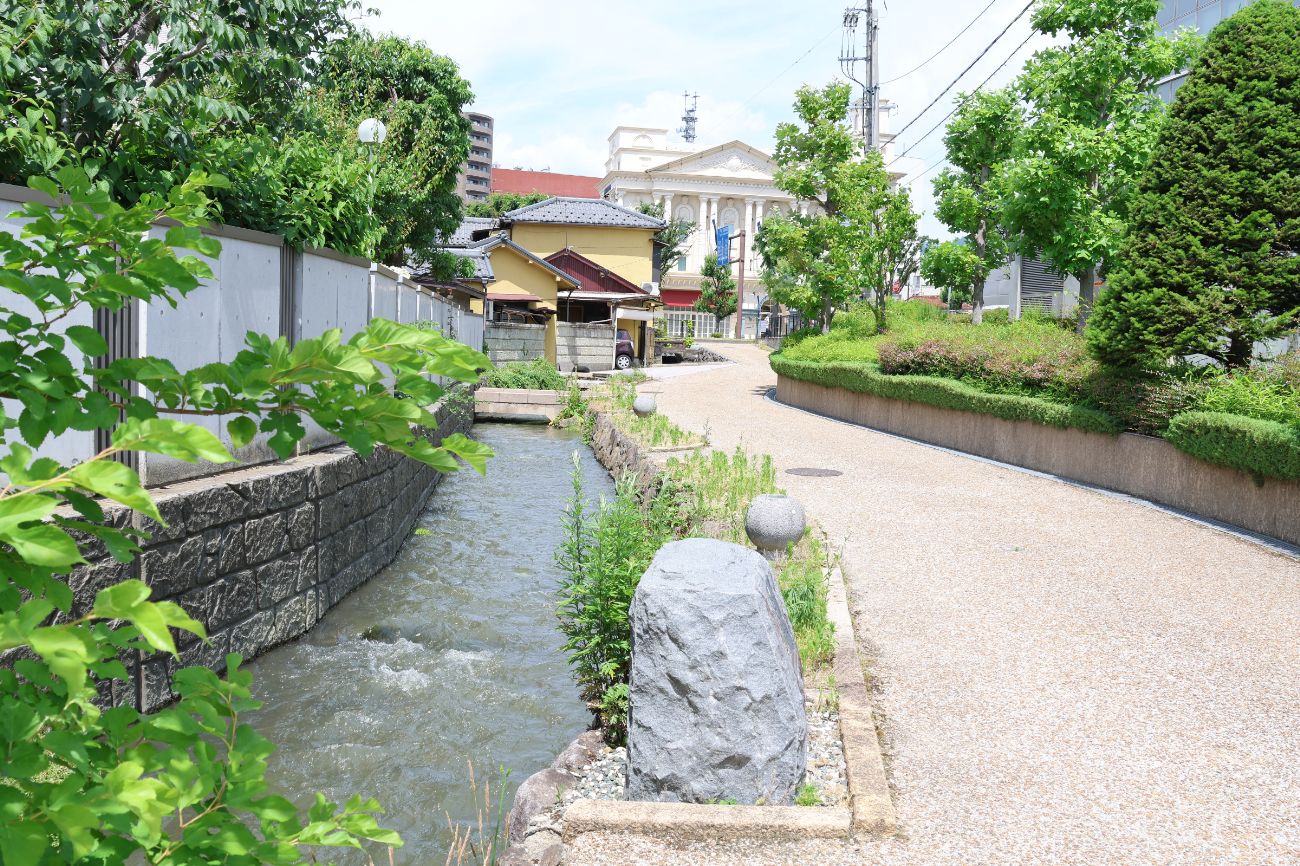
top-left (678, 92), bottom-right (699, 143)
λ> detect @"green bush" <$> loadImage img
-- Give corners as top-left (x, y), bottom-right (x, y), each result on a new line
top-left (484, 358), bottom-right (568, 390)
top-left (555, 460), bottom-right (674, 744)
top-left (1165, 411), bottom-right (1300, 479)
top-left (1196, 370), bottom-right (1300, 430)
top-left (772, 354), bottom-right (1121, 434)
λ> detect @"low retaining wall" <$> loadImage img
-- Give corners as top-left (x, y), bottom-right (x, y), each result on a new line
top-left (475, 387), bottom-right (562, 422)
top-left (777, 375), bottom-right (1300, 547)
top-left (486, 322), bottom-right (546, 364)
top-left (557, 322), bottom-right (614, 372)
top-left (64, 391), bottom-right (474, 711)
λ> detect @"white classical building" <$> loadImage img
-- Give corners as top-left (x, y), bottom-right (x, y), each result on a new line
top-left (599, 127), bottom-right (796, 308)
top-left (598, 102), bottom-right (919, 311)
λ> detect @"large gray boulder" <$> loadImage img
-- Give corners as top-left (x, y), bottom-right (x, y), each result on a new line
top-left (626, 538), bottom-right (807, 805)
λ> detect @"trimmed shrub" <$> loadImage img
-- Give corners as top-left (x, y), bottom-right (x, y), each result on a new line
top-left (771, 354), bottom-right (1121, 434)
top-left (1165, 411), bottom-right (1300, 479)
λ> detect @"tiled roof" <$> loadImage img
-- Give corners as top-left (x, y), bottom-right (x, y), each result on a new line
top-left (475, 235), bottom-right (580, 288)
top-left (447, 217), bottom-right (498, 247)
top-left (444, 245), bottom-right (495, 282)
top-left (545, 248), bottom-right (646, 295)
top-left (491, 169), bottom-right (602, 198)
top-left (502, 197), bottom-right (665, 230)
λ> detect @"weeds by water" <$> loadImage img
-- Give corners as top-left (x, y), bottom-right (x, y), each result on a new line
top-left (442, 761), bottom-right (511, 866)
top-left (601, 377), bottom-right (705, 449)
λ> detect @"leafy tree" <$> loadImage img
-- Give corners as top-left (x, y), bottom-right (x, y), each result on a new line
top-left (464, 192), bottom-right (548, 218)
top-left (999, 0), bottom-right (1199, 331)
top-left (637, 201), bottom-right (694, 275)
top-left (929, 89), bottom-right (1020, 324)
top-left (759, 83), bottom-right (917, 333)
top-left (694, 252), bottom-right (737, 328)
top-left (314, 33), bottom-right (473, 266)
top-left (0, 165), bottom-right (490, 864)
top-left (922, 240), bottom-right (980, 310)
top-left (0, 0), bottom-right (357, 200)
top-left (1090, 0), bottom-right (1300, 370)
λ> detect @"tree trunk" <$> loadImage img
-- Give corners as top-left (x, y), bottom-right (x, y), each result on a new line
top-left (821, 296), bottom-right (833, 334)
top-left (1076, 264), bottom-right (1097, 334)
top-left (973, 185), bottom-right (988, 326)
top-left (1226, 332), bottom-right (1253, 369)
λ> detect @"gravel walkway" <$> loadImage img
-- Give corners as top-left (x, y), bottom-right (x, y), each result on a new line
top-left (565, 343), bottom-right (1300, 866)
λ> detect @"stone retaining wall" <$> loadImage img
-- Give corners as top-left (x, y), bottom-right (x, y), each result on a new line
top-left (557, 322), bottom-right (613, 372)
top-left (486, 322), bottom-right (546, 364)
top-left (65, 390), bottom-right (474, 711)
top-left (777, 375), bottom-right (1300, 548)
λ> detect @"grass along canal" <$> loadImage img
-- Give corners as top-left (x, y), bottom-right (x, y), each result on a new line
top-left (241, 423), bottom-right (612, 865)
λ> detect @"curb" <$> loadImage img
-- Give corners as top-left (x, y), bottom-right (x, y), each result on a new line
top-left (826, 563), bottom-right (897, 835)
top-left (561, 800), bottom-right (853, 843)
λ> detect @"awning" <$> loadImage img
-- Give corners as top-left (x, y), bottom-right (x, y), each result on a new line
top-left (487, 293), bottom-right (543, 302)
top-left (614, 307), bottom-right (656, 322)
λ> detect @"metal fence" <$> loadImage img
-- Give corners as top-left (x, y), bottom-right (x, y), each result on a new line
top-left (761, 313), bottom-right (807, 350)
top-left (1, 183), bottom-right (485, 485)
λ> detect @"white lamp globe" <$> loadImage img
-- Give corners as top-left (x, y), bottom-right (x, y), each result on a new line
top-left (357, 117), bottom-right (387, 145)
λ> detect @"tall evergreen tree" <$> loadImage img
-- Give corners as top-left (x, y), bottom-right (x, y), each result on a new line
top-left (695, 252), bottom-right (737, 330)
top-left (1090, 0), bottom-right (1300, 370)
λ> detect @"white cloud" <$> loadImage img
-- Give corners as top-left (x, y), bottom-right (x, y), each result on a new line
top-left (366, 0), bottom-right (1054, 236)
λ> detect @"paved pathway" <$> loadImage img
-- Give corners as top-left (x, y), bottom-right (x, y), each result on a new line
top-left (566, 344), bottom-right (1299, 866)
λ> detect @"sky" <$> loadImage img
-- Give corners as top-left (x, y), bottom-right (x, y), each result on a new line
top-left (362, 0), bottom-right (1048, 237)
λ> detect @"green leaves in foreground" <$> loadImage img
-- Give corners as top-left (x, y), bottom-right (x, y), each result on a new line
top-left (0, 167), bottom-right (493, 864)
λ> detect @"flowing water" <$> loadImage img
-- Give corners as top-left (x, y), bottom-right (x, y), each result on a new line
top-left (242, 423), bottom-right (610, 865)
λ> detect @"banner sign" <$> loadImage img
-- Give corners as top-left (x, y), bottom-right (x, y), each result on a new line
top-left (715, 224), bottom-right (733, 266)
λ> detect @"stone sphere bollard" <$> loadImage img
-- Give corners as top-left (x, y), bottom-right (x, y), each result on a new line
top-left (746, 494), bottom-right (806, 560)
top-left (632, 394), bottom-right (656, 418)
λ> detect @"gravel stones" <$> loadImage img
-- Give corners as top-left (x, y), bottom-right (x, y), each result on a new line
top-left (626, 539), bottom-right (808, 805)
top-left (745, 494), bottom-right (807, 555)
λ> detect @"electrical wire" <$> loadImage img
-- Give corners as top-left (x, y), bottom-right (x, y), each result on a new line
top-left (888, 0), bottom-right (1035, 145)
top-left (887, 23), bottom-right (1042, 169)
top-left (740, 22), bottom-right (842, 110)
top-left (902, 155), bottom-right (950, 187)
top-left (881, 0), bottom-right (1003, 85)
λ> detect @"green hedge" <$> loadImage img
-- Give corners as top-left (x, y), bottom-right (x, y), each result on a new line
top-left (1164, 411), bottom-right (1300, 480)
top-left (770, 354), bottom-right (1123, 435)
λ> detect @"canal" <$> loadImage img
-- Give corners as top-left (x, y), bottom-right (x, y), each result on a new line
top-left (242, 423), bottom-right (611, 864)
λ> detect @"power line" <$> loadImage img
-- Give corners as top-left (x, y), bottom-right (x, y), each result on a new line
top-left (740, 23), bottom-right (842, 110)
top-left (902, 155), bottom-right (950, 187)
top-left (887, 23), bottom-right (1041, 169)
top-left (888, 0), bottom-right (1035, 146)
top-left (881, 0), bottom-right (1003, 85)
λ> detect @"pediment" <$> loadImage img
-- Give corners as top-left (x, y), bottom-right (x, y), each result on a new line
top-left (649, 142), bottom-right (777, 180)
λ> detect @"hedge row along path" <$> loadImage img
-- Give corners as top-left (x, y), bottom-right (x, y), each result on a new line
top-left (564, 343), bottom-right (1300, 866)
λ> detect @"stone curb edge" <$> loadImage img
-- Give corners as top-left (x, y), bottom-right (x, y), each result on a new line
top-left (825, 560), bottom-right (898, 835)
top-left (561, 800), bottom-right (853, 843)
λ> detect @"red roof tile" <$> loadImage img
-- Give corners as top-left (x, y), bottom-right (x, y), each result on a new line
top-left (491, 169), bottom-right (602, 198)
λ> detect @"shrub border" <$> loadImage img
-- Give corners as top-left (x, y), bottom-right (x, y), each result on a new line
top-left (1165, 411), bottom-right (1300, 481)
top-left (770, 354), bottom-right (1121, 435)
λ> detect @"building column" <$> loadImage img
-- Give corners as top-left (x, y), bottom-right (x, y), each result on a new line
top-left (743, 199), bottom-right (756, 268)
top-left (616, 191), bottom-right (626, 208)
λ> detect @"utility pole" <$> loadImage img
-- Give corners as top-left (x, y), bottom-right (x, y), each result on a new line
top-left (839, 3), bottom-right (880, 153)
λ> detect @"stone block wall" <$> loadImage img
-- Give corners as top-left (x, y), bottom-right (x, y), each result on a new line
top-left (557, 322), bottom-right (614, 372)
top-left (485, 322), bottom-right (546, 364)
top-left (62, 391), bottom-right (474, 712)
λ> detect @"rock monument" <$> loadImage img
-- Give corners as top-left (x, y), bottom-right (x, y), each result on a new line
top-left (626, 538), bottom-right (807, 804)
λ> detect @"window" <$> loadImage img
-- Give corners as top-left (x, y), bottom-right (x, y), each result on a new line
top-left (677, 257), bottom-right (687, 272)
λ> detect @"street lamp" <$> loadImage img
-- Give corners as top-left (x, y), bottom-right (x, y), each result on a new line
top-left (357, 117), bottom-right (387, 146)
top-left (357, 118), bottom-right (387, 240)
